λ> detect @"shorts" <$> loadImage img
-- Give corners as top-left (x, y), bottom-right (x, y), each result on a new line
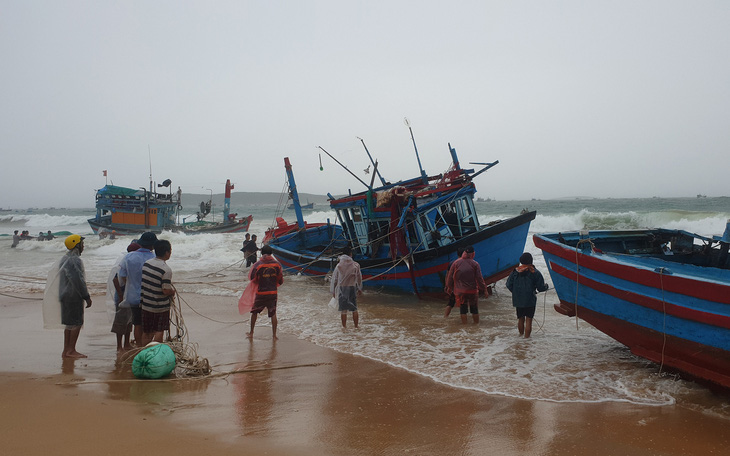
top-left (251, 294), bottom-right (277, 318)
top-left (61, 299), bottom-right (84, 328)
top-left (446, 293), bottom-right (456, 308)
top-left (142, 309), bottom-right (171, 333)
top-left (111, 306), bottom-right (133, 335)
top-left (456, 293), bottom-right (478, 315)
top-left (131, 306), bottom-right (143, 326)
top-left (516, 306), bottom-right (536, 319)
top-left (337, 286), bottom-right (358, 312)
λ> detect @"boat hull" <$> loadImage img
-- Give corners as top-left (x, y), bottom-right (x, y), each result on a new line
top-left (269, 211), bottom-right (536, 295)
top-left (88, 214), bottom-right (253, 236)
top-left (534, 231), bottom-right (730, 390)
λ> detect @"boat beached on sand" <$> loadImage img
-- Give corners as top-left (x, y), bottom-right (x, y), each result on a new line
top-left (88, 178), bottom-right (252, 236)
top-left (265, 129), bottom-right (536, 296)
top-left (534, 224), bottom-right (730, 390)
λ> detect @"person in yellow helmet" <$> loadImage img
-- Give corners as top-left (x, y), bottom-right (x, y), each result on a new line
top-left (43, 234), bottom-right (92, 358)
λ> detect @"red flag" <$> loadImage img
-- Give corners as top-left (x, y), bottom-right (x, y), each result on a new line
top-left (103, 170), bottom-right (107, 177)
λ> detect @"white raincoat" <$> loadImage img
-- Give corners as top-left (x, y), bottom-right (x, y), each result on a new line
top-left (330, 254), bottom-right (363, 312)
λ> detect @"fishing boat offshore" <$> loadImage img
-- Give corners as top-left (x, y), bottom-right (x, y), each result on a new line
top-left (264, 127), bottom-right (536, 296)
top-left (88, 178), bottom-right (253, 236)
top-left (534, 223), bottom-right (730, 390)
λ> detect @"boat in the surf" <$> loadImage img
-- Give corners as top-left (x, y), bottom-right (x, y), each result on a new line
top-left (534, 224), bottom-right (730, 390)
top-left (264, 129), bottom-right (536, 296)
top-left (88, 178), bottom-right (253, 235)
top-left (288, 201), bottom-right (314, 210)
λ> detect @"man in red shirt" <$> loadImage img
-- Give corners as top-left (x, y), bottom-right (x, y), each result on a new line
top-left (445, 245), bottom-right (487, 324)
top-left (247, 245), bottom-right (284, 339)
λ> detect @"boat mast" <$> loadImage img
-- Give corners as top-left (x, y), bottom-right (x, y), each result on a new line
top-left (284, 157), bottom-right (305, 229)
top-left (317, 146), bottom-right (370, 189)
top-left (357, 137), bottom-right (387, 187)
top-left (223, 179), bottom-right (234, 222)
top-left (404, 118), bottom-right (428, 185)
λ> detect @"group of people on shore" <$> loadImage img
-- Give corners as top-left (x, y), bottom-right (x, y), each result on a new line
top-left (11, 230), bottom-right (55, 247)
top-left (43, 228), bottom-right (547, 359)
top-left (443, 246), bottom-right (549, 338)
top-left (43, 231), bottom-right (175, 358)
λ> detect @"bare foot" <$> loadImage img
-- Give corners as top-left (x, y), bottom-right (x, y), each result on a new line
top-left (63, 351), bottom-right (87, 359)
top-left (246, 332), bottom-right (254, 339)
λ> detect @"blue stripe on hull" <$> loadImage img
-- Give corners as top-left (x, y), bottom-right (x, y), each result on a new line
top-left (544, 251), bottom-right (730, 352)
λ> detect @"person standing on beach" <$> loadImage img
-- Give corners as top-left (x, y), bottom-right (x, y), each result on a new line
top-left (331, 245), bottom-right (363, 328)
top-left (247, 244), bottom-right (283, 339)
top-left (11, 230), bottom-right (20, 247)
top-left (506, 252), bottom-right (549, 339)
top-left (140, 240), bottom-right (175, 345)
top-left (118, 231), bottom-right (157, 345)
top-left (52, 235), bottom-right (92, 358)
top-left (445, 245), bottom-right (487, 324)
top-left (444, 247), bottom-right (465, 318)
top-left (109, 241), bottom-right (141, 352)
top-left (244, 234), bottom-right (259, 267)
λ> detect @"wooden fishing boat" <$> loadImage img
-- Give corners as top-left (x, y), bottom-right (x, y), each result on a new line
top-left (534, 224), bottom-right (730, 390)
top-left (265, 132), bottom-right (536, 296)
top-left (288, 202), bottom-right (314, 210)
top-left (88, 179), bottom-right (252, 235)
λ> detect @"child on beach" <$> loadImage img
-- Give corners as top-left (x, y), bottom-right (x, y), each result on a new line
top-left (330, 245), bottom-right (363, 328)
top-left (247, 245), bottom-right (283, 339)
top-left (140, 240), bottom-right (175, 345)
top-left (505, 252), bottom-right (549, 338)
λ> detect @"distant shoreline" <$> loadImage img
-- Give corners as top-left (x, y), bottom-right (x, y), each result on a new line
top-left (2, 194), bottom-right (728, 211)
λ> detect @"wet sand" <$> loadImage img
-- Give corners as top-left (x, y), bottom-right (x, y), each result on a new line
top-left (1, 291), bottom-right (729, 455)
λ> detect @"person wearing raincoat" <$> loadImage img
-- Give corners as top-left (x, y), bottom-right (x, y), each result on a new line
top-left (330, 245), bottom-right (363, 328)
top-left (43, 234), bottom-right (92, 358)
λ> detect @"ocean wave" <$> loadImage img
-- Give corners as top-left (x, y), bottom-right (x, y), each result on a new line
top-left (0, 213), bottom-right (91, 228)
top-left (528, 209), bottom-right (729, 237)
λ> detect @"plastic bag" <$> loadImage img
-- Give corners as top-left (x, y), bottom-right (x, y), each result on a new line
top-left (238, 281), bottom-right (258, 314)
top-left (132, 343), bottom-right (176, 379)
top-left (328, 297), bottom-right (338, 311)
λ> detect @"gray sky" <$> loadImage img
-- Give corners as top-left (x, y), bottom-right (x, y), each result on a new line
top-left (2, 1), bottom-right (729, 208)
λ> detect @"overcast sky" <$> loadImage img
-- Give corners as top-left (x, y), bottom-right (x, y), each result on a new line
top-left (1, 1), bottom-right (729, 208)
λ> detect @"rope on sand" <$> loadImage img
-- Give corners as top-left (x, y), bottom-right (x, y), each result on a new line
top-left (55, 362), bottom-right (333, 385)
top-left (0, 291), bottom-right (42, 300)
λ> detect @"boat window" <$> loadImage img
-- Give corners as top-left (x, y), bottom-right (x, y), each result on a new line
top-left (454, 198), bottom-right (478, 233)
top-left (419, 214), bottom-right (442, 249)
top-left (352, 207), bottom-right (363, 222)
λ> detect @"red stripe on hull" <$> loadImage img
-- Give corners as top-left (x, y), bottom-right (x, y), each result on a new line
top-left (534, 235), bottom-right (730, 305)
top-left (556, 300), bottom-right (730, 390)
top-left (549, 261), bottom-right (730, 330)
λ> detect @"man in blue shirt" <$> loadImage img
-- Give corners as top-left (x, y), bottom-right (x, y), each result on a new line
top-left (118, 231), bottom-right (157, 345)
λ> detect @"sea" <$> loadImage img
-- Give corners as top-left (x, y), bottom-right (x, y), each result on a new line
top-left (2, 197), bottom-right (730, 418)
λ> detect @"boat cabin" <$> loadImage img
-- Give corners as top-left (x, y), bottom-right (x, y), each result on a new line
top-left (331, 182), bottom-right (480, 259)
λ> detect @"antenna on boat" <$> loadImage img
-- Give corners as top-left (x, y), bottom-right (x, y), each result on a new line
top-left (357, 137), bottom-right (387, 187)
top-left (404, 117), bottom-right (428, 185)
top-left (317, 146), bottom-right (370, 189)
top-left (148, 145), bottom-right (153, 194)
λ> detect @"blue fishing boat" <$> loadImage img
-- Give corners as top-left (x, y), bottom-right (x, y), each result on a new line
top-left (534, 224), bottom-right (730, 390)
top-left (265, 132), bottom-right (536, 296)
top-left (88, 178), bottom-right (253, 235)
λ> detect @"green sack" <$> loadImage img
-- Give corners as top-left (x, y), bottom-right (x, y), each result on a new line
top-left (132, 343), bottom-right (176, 379)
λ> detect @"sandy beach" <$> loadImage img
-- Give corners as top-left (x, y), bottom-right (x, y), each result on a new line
top-left (1, 291), bottom-right (729, 456)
